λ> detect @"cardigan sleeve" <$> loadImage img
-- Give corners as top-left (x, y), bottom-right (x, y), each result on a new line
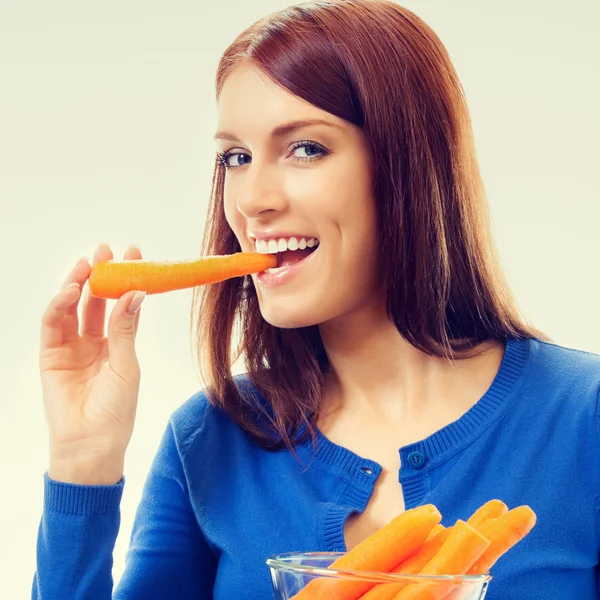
top-left (32, 420), bottom-right (217, 599)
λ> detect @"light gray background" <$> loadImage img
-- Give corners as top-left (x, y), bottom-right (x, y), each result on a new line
top-left (1, 0), bottom-right (598, 596)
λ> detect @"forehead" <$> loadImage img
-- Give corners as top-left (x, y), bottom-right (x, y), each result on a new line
top-left (217, 64), bottom-right (339, 131)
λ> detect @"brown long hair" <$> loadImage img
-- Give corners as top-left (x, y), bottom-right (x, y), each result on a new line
top-left (191, 0), bottom-right (546, 450)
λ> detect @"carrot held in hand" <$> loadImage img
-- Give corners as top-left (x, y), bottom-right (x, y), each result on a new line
top-left (292, 504), bottom-right (442, 600)
top-left (89, 252), bottom-right (277, 299)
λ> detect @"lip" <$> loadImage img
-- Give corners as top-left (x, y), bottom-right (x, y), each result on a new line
top-left (256, 245), bottom-right (319, 286)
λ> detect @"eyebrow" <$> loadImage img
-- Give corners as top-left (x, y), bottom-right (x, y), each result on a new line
top-left (213, 118), bottom-right (341, 142)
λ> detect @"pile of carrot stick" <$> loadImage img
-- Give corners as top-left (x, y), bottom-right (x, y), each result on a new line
top-left (292, 500), bottom-right (536, 600)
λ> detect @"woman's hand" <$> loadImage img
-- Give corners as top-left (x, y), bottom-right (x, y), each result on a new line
top-left (39, 244), bottom-right (146, 485)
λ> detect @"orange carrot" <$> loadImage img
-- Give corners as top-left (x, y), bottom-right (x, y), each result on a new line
top-left (394, 527), bottom-right (452, 574)
top-left (358, 527), bottom-right (453, 600)
top-left (291, 505), bottom-right (442, 600)
top-left (391, 520), bottom-right (490, 600)
top-left (425, 524), bottom-right (446, 542)
top-left (468, 505), bottom-right (536, 574)
top-left (443, 506), bottom-right (537, 600)
top-left (88, 252), bottom-right (277, 299)
top-left (466, 500), bottom-right (508, 529)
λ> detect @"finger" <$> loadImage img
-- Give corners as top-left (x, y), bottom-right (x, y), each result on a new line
top-left (81, 244), bottom-right (113, 337)
top-left (60, 256), bottom-right (90, 290)
top-left (40, 282), bottom-right (83, 351)
top-left (61, 257), bottom-right (92, 343)
top-left (133, 303), bottom-right (141, 337)
top-left (122, 246), bottom-right (144, 337)
top-left (108, 289), bottom-right (146, 381)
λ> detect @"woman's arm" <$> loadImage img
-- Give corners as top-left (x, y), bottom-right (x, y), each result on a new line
top-left (32, 420), bottom-right (217, 599)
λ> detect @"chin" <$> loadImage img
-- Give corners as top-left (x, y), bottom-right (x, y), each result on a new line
top-left (257, 301), bottom-right (323, 330)
top-left (260, 311), bottom-right (318, 330)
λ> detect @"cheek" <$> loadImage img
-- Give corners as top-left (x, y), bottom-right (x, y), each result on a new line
top-left (223, 197), bottom-right (235, 229)
top-left (332, 178), bottom-right (379, 286)
top-left (343, 211), bottom-right (379, 287)
top-left (315, 152), bottom-right (374, 221)
top-left (222, 185), bottom-right (242, 235)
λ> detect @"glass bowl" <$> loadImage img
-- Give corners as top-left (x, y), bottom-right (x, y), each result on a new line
top-left (267, 552), bottom-right (491, 600)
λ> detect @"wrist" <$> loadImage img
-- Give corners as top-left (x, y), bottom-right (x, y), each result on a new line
top-left (49, 450), bottom-right (125, 486)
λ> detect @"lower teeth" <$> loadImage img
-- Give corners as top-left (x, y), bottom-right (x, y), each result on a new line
top-left (263, 246), bottom-right (319, 275)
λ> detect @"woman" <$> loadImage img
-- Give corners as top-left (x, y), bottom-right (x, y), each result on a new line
top-left (33, 1), bottom-right (600, 598)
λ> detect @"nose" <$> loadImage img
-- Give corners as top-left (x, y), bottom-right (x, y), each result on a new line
top-left (235, 160), bottom-right (288, 218)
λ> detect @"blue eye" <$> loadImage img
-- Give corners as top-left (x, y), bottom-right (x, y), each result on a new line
top-left (216, 141), bottom-right (328, 170)
top-left (217, 151), bottom-right (251, 169)
top-left (289, 142), bottom-right (327, 162)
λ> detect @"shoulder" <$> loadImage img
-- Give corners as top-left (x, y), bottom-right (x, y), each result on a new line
top-left (527, 338), bottom-right (600, 387)
top-left (166, 374), bottom-right (266, 458)
top-left (521, 338), bottom-right (600, 417)
top-left (530, 337), bottom-right (600, 369)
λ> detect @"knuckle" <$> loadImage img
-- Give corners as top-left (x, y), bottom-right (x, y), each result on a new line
top-left (112, 323), bottom-right (136, 338)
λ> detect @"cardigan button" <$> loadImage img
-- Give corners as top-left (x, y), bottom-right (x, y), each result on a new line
top-left (407, 451), bottom-right (427, 469)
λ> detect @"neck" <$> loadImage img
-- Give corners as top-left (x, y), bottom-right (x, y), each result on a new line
top-left (317, 304), bottom-right (505, 427)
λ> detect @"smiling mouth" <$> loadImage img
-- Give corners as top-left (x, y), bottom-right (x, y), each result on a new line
top-left (273, 246), bottom-right (317, 270)
top-left (253, 236), bottom-right (320, 272)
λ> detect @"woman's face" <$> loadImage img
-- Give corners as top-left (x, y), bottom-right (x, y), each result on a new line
top-left (216, 64), bottom-right (381, 328)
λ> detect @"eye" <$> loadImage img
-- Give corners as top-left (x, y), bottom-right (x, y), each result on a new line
top-left (217, 151), bottom-right (252, 170)
top-left (289, 141), bottom-right (328, 162)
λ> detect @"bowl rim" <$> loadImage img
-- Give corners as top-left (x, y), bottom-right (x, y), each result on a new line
top-left (266, 552), bottom-right (492, 585)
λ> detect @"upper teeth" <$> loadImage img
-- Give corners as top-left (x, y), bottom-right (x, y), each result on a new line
top-left (255, 237), bottom-right (319, 254)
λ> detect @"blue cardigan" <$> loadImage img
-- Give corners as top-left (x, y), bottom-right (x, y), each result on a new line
top-left (33, 338), bottom-right (600, 599)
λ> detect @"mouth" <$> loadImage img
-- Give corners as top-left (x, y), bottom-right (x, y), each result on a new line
top-left (252, 235), bottom-right (320, 273)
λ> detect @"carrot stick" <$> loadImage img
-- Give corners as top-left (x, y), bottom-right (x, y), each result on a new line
top-left (468, 505), bottom-right (536, 574)
top-left (291, 505), bottom-right (442, 600)
top-left (358, 527), bottom-right (453, 600)
top-left (466, 500), bottom-right (508, 529)
top-left (425, 524), bottom-right (446, 542)
top-left (394, 527), bottom-right (452, 574)
top-left (443, 506), bottom-right (537, 600)
top-left (88, 252), bottom-right (277, 298)
top-left (391, 520), bottom-right (490, 600)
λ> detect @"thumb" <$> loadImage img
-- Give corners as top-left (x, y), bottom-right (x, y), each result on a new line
top-left (108, 290), bottom-right (146, 380)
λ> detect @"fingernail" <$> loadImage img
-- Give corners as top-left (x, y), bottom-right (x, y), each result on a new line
top-left (127, 291), bottom-right (146, 314)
